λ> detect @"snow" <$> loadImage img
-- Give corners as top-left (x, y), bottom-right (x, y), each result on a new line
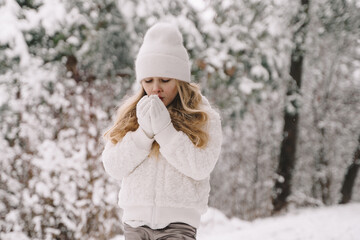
top-left (197, 204), bottom-right (360, 240)
top-left (251, 65), bottom-right (270, 81)
top-left (36, 0), bottom-right (67, 36)
top-left (1, 232), bottom-right (30, 240)
top-left (0, 0), bottom-right (30, 67)
top-left (353, 69), bottom-right (360, 81)
top-left (239, 77), bottom-right (264, 94)
top-left (187, 0), bottom-right (206, 11)
top-left (117, 0), bottom-right (136, 19)
top-left (101, 203), bottom-right (360, 240)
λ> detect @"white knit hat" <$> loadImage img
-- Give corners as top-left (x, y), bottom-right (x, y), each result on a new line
top-left (135, 22), bottom-right (191, 83)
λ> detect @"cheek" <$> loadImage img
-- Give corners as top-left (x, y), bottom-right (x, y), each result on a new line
top-left (142, 85), bottom-right (151, 95)
top-left (167, 85), bottom-right (178, 99)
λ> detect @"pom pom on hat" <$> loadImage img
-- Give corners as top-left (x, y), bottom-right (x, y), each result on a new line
top-left (135, 22), bottom-right (191, 83)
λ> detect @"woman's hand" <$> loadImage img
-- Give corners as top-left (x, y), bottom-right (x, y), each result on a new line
top-left (150, 95), bottom-right (171, 135)
top-left (136, 96), bottom-right (154, 138)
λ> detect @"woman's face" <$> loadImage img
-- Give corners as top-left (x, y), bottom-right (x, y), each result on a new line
top-left (141, 77), bottom-right (178, 106)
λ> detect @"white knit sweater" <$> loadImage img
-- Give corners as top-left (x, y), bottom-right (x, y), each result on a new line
top-left (101, 97), bottom-right (222, 229)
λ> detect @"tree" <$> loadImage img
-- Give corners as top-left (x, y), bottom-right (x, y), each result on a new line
top-left (272, 0), bottom-right (310, 213)
top-left (289, 0), bottom-right (360, 207)
top-left (199, 0), bottom-right (294, 219)
top-left (0, 0), bottom-right (210, 238)
top-left (0, 0), bottom-right (132, 238)
top-left (340, 135), bottom-right (360, 204)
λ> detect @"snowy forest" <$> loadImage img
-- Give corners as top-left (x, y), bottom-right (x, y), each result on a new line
top-left (1, 0), bottom-right (359, 239)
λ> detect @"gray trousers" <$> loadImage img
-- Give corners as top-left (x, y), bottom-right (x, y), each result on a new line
top-left (123, 222), bottom-right (197, 240)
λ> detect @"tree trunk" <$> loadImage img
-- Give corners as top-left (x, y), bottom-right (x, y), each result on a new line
top-left (272, 0), bottom-right (310, 213)
top-left (312, 127), bottom-right (331, 204)
top-left (339, 135), bottom-right (360, 204)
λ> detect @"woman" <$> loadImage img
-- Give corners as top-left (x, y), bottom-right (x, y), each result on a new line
top-left (102, 22), bottom-right (222, 240)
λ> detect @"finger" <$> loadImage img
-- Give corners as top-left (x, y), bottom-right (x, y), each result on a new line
top-left (144, 99), bottom-right (152, 109)
top-left (139, 95), bottom-right (149, 103)
top-left (150, 98), bottom-right (156, 108)
top-left (139, 98), bottom-right (153, 114)
top-left (150, 99), bottom-right (155, 112)
top-left (137, 96), bottom-right (149, 110)
top-left (149, 99), bottom-right (158, 117)
top-left (153, 99), bottom-right (162, 117)
top-left (154, 96), bottom-right (165, 109)
top-left (153, 97), bottom-right (165, 113)
top-left (147, 114), bottom-right (152, 126)
top-left (141, 102), bottom-right (152, 117)
top-left (144, 96), bottom-right (153, 105)
top-left (150, 103), bottom-right (156, 120)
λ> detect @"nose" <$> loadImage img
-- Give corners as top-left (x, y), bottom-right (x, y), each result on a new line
top-left (152, 80), bottom-right (162, 94)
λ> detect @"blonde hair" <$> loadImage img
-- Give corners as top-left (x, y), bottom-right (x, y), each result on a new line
top-left (103, 80), bottom-right (209, 158)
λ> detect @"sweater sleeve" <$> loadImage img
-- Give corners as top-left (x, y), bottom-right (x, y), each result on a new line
top-left (101, 127), bottom-right (154, 180)
top-left (154, 108), bottom-right (222, 181)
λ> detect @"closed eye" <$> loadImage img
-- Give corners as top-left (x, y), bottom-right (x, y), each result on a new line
top-left (143, 78), bottom-right (171, 83)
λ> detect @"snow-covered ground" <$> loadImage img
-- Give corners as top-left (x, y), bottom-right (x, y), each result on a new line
top-left (2, 203), bottom-right (359, 239)
top-left (198, 203), bottom-right (360, 240)
top-left (109, 203), bottom-right (360, 240)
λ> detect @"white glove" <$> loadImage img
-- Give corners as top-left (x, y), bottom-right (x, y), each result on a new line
top-left (150, 95), bottom-right (172, 135)
top-left (136, 95), bottom-right (154, 138)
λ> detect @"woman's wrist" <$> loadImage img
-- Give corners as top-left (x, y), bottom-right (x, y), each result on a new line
top-left (132, 127), bottom-right (154, 151)
top-left (154, 123), bottom-right (178, 146)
